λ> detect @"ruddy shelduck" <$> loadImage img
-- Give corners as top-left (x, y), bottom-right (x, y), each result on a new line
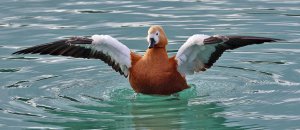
top-left (13, 25), bottom-right (280, 95)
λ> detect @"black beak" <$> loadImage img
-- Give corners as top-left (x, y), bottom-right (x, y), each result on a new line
top-left (148, 38), bottom-right (155, 49)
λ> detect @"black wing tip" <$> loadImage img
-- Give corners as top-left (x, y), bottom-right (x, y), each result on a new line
top-left (228, 35), bottom-right (283, 42)
top-left (271, 38), bottom-right (284, 42)
top-left (11, 36), bottom-right (94, 55)
top-left (12, 51), bottom-right (19, 55)
top-left (12, 50), bottom-right (30, 55)
top-left (259, 37), bottom-right (283, 42)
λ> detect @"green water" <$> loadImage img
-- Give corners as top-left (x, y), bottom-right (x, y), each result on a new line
top-left (1, 0), bottom-right (300, 129)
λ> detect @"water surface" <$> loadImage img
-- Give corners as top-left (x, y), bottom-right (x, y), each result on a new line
top-left (1, 0), bottom-right (300, 129)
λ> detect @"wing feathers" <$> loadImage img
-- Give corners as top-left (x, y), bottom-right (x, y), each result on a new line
top-left (203, 35), bottom-right (228, 44)
top-left (205, 45), bottom-right (226, 69)
top-left (13, 36), bottom-right (131, 77)
top-left (176, 34), bottom-right (281, 75)
top-left (223, 36), bottom-right (280, 49)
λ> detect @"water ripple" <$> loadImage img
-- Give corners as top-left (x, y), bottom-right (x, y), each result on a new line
top-left (3, 75), bottom-right (59, 89)
top-left (216, 65), bottom-right (273, 76)
top-left (1, 0), bottom-right (299, 129)
top-left (62, 1), bottom-right (133, 6)
top-left (272, 74), bottom-right (300, 86)
top-left (241, 60), bottom-right (288, 65)
top-left (0, 68), bottom-right (20, 73)
top-left (221, 111), bottom-right (300, 121)
top-left (0, 23), bottom-right (77, 29)
top-left (2, 16), bottom-right (64, 21)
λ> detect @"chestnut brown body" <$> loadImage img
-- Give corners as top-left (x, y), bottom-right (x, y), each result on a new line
top-left (129, 50), bottom-right (189, 95)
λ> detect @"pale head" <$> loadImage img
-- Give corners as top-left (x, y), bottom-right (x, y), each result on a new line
top-left (147, 25), bottom-right (168, 49)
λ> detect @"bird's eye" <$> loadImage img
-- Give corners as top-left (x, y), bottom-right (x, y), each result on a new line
top-left (156, 32), bottom-right (159, 36)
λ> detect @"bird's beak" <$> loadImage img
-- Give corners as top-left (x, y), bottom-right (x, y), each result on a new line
top-left (148, 38), bottom-right (156, 49)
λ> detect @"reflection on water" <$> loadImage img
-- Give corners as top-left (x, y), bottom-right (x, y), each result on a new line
top-left (27, 89), bottom-right (242, 129)
top-left (1, 0), bottom-right (300, 129)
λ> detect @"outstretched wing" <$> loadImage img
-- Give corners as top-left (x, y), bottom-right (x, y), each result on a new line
top-left (13, 35), bottom-right (132, 77)
top-left (175, 34), bottom-right (280, 75)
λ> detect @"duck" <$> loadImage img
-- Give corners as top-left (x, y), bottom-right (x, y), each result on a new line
top-left (13, 25), bottom-right (280, 95)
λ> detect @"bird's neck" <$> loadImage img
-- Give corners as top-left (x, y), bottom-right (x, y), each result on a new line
top-left (144, 47), bottom-right (168, 61)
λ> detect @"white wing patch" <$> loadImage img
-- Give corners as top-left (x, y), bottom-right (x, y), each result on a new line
top-left (175, 34), bottom-right (279, 76)
top-left (92, 35), bottom-right (131, 75)
top-left (175, 34), bottom-right (217, 75)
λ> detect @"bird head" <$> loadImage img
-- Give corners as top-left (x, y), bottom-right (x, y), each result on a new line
top-left (147, 25), bottom-right (168, 49)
